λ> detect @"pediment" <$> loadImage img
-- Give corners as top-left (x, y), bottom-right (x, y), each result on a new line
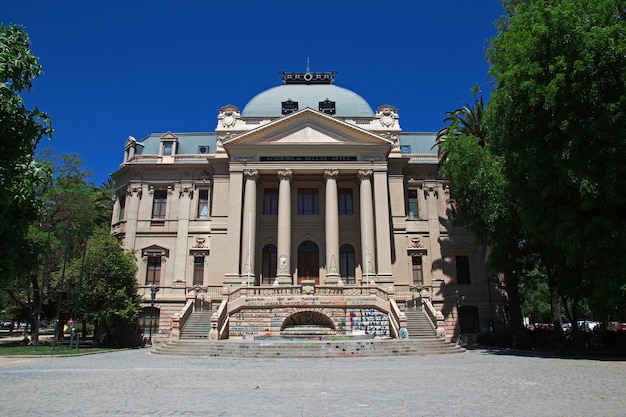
top-left (223, 108), bottom-right (393, 147)
top-left (141, 245), bottom-right (169, 258)
top-left (160, 131), bottom-right (178, 140)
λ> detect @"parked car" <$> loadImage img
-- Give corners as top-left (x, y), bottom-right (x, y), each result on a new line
top-left (577, 320), bottom-right (600, 332)
top-left (610, 321), bottom-right (626, 331)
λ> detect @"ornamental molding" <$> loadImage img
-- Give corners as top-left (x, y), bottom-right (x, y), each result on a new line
top-left (277, 169), bottom-right (293, 181)
top-left (323, 169), bottom-right (339, 180)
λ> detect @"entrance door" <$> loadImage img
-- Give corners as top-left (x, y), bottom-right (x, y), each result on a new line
top-left (297, 241), bottom-right (319, 284)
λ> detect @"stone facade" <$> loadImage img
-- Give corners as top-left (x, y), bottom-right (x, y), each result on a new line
top-left (111, 70), bottom-right (508, 342)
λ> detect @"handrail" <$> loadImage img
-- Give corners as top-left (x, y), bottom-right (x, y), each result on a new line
top-left (423, 298), bottom-right (446, 338)
top-left (211, 298), bottom-right (229, 340)
top-left (388, 299), bottom-right (407, 339)
top-left (227, 284), bottom-right (392, 300)
top-left (171, 299), bottom-right (194, 340)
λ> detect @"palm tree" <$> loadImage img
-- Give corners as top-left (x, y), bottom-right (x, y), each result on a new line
top-left (434, 92), bottom-right (488, 165)
top-left (95, 177), bottom-right (116, 228)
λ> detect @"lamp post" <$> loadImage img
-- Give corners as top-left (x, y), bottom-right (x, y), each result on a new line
top-left (454, 289), bottom-right (462, 345)
top-left (149, 283), bottom-right (158, 344)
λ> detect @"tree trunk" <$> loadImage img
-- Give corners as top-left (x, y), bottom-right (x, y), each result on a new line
top-left (503, 268), bottom-right (524, 336)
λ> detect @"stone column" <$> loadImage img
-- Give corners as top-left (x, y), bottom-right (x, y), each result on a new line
top-left (240, 169), bottom-right (259, 284)
top-left (358, 169), bottom-right (376, 284)
top-left (373, 170), bottom-right (393, 284)
top-left (223, 170), bottom-right (244, 285)
top-left (324, 169), bottom-right (340, 284)
top-left (275, 169), bottom-right (293, 284)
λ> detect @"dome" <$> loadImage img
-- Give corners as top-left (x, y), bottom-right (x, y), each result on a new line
top-left (242, 84), bottom-right (374, 117)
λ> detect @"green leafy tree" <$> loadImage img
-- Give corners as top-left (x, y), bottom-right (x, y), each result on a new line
top-left (439, 130), bottom-right (525, 335)
top-left (487, 0), bottom-right (626, 321)
top-left (62, 226), bottom-right (139, 346)
top-left (0, 25), bottom-right (53, 284)
top-left (2, 153), bottom-right (113, 341)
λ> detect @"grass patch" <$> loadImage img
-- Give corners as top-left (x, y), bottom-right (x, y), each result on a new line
top-left (0, 344), bottom-right (113, 356)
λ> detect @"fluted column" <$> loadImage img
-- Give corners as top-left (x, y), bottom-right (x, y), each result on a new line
top-left (358, 169), bottom-right (376, 284)
top-left (240, 169), bottom-right (259, 284)
top-left (324, 169), bottom-right (340, 283)
top-left (276, 169), bottom-right (293, 284)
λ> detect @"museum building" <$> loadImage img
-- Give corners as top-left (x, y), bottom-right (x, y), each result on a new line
top-left (110, 69), bottom-right (508, 342)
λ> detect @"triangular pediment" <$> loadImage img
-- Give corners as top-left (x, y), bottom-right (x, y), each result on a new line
top-left (223, 108), bottom-right (393, 147)
top-left (160, 131), bottom-right (178, 140)
top-left (141, 245), bottom-right (169, 258)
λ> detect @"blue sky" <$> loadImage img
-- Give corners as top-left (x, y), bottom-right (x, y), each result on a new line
top-left (5, 1), bottom-right (504, 185)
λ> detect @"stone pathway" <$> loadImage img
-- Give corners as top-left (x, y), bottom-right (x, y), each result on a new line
top-left (0, 347), bottom-right (624, 416)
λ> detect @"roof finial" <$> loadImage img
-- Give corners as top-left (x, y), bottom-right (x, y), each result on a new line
top-left (306, 57), bottom-right (310, 73)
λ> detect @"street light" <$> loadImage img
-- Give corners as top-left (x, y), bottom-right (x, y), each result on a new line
top-left (149, 283), bottom-right (158, 344)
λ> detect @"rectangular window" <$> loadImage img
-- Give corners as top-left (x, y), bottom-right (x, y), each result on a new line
top-left (456, 255), bottom-right (471, 285)
top-left (193, 256), bottom-right (204, 286)
top-left (263, 188), bottom-right (278, 215)
top-left (152, 190), bottom-right (167, 219)
top-left (407, 189), bottom-right (418, 219)
top-left (298, 188), bottom-right (319, 215)
top-left (162, 142), bottom-right (173, 155)
top-left (412, 256), bottom-right (423, 285)
top-left (118, 195), bottom-right (126, 222)
top-left (197, 189), bottom-right (209, 219)
top-left (146, 256), bottom-right (161, 285)
top-left (338, 188), bottom-right (353, 215)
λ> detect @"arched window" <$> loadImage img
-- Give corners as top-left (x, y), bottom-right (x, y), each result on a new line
top-left (339, 244), bottom-right (356, 284)
top-left (261, 244), bottom-right (277, 285)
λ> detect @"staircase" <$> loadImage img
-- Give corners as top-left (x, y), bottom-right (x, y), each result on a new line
top-left (156, 309), bottom-right (462, 357)
top-left (152, 338), bottom-right (464, 358)
top-left (404, 309), bottom-right (436, 338)
top-left (179, 310), bottom-right (213, 339)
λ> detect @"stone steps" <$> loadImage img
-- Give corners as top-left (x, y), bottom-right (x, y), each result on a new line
top-left (180, 311), bottom-right (214, 339)
top-left (404, 310), bottom-right (436, 338)
top-left (152, 338), bottom-right (464, 358)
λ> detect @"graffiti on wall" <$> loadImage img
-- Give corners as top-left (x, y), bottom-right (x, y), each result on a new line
top-left (346, 308), bottom-right (389, 336)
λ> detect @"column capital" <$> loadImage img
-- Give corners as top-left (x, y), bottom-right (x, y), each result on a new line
top-left (357, 169), bottom-right (373, 180)
top-left (324, 169), bottom-right (339, 181)
top-left (244, 169), bottom-right (259, 180)
top-left (277, 169), bottom-right (293, 181)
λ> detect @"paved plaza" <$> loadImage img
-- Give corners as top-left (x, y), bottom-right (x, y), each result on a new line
top-left (0, 347), bottom-right (624, 416)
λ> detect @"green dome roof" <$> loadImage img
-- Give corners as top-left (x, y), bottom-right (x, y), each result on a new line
top-left (242, 84), bottom-right (374, 117)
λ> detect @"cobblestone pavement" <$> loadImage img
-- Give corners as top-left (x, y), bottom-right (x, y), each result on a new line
top-left (0, 347), bottom-right (624, 416)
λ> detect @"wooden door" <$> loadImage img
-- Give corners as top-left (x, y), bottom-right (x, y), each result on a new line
top-left (297, 241), bottom-right (319, 284)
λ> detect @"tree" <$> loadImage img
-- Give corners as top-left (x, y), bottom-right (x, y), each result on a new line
top-left (2, 152), bottom-right (114, 342)
top-left (439, 129), bottom-right (526, 336)
top-left (434, 85), bottom-right (488, 165)
top-left (487, 0), bottom-right (626, 321)
top-left (61, 226), bottom-right (139, 346)
top-left (0, 25), bottom-right (53, 284)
